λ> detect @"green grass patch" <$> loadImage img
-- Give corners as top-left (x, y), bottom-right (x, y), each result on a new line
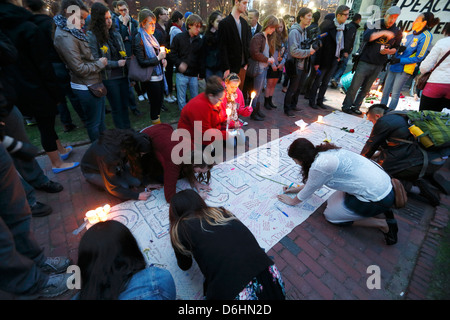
top-left (24, 97), bottom-right (181, 150)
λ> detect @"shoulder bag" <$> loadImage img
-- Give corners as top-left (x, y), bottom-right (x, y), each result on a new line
top-left (416, 49), bottom-right (450, 91)
top-left (127, 55), bottom-right (153, 82)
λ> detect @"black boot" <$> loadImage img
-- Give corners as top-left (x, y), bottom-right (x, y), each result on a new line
top-left (263, 97), bottom-right (272, 110)
top-left (250, 102), bottom-right (264, 121)
top-left (269, 96), bottom-right (278, 109)
top-left (256, 102), bottom-right (265, 118)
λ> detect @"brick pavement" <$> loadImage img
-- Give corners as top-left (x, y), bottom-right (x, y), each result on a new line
top-left (18, 84), bottom-right (450, 300)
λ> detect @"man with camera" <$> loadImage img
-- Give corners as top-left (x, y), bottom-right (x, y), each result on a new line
top-left (308, 5), bottom-right (350, 109)
top-left (341, 6), bottom-right (402, 115)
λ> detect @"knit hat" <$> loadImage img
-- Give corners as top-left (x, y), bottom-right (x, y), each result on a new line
top-left (386, 6), bottom-right (401, 16)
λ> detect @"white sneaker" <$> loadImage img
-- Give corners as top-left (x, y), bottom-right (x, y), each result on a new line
top-left (164, 95), bottom-right (174, 103)
top-left (170, 94), bottom-right (177, 102)
top-left (144, 93), bottom-right (148, 100)
top-left (138, 95), bottom-right (145, 101)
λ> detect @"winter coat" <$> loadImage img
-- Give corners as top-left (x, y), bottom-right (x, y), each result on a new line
top-left (0, 3), bottom-right (63, 117)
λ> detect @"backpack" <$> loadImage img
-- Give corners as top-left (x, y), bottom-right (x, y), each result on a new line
top-left (392, 110), bottom-right (450, 149)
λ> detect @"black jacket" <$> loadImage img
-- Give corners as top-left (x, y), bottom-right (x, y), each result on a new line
top-left (360, 19), bottom-right (402, 66)
top-left (132, 32), bottom-right (164, 78)
top-left (314, 19), bottom-right (346, 69)
top-left (218, 13), bottom-right (251, 73)
top-left (116, 16), bottom-right (139, 57)
top-left (168, 31), bottom-right (205, 78)
top-left (0, 3), bottom-right (63, 117)
top-left (343, 21), bottom-right (360, 55)
top-left (0, 29), bottom-right (18, 121)
top-left (361, 112), bottom-right (425, 176)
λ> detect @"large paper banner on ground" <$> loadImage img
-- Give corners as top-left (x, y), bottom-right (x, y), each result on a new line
top-left (104, 111), bottom-right (374, 299)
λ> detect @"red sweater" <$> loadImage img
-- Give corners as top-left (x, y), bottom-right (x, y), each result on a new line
top-left (177, 92), bottom-right (226, 146)
top-left (141, 124), bottom-right (181, 203)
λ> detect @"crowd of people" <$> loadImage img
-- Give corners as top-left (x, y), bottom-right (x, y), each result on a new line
top-left (1, 0), bottom-right (449, 300)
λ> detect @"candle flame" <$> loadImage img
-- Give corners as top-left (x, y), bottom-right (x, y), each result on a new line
top-left (251, 91), bottom-right (256, 99)
top-left (226, 108), bottom-right (232, 116)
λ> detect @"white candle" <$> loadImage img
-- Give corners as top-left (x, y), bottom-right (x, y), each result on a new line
top-left (249, 91), bottom-right (256, 107)
top-left (86, 210), bottom-right (99, 224)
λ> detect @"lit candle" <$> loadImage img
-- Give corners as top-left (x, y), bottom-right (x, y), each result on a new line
top-left (295, 119), bottom-right (307, 131)
top-left (86, 210), bottom-right (99, 224)
top-left (317, 115), bottom-right (324, 123)
top-left (226, 108), bottom-right (231, 131)
top-left (401, 32), bottom-right (408, 45)
top-left (249, 91), bottom-right (256, 107)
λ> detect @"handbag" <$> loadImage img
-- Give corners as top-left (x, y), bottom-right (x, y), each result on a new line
top-left (416, 49), bottom-right (450, 91)
top-left (87, 82), bottom-right (107, 98)
top-left (127, 55), bottom-right (153, 82)
top-left (246, 57), bottom-right (260, 78)
top-left (391, 178), bottom-right (407, 209)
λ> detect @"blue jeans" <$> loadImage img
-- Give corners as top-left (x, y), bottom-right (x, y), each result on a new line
top-left (342, 61), bottom-right (384, 111)
top-left (380, 70), bottom-right (411, 110)
top-left (332, 56), bottom-right (349, 82)
top-left (118, 267), bottom-right (176, 300)
top-left (104, 77), bottom-right (131, 129)
top-left (176, 73), bottom-right (198, 110)
top-left (251, 68), bottom-right (268, 108)
top-left (73, 89), bottom-right (106, 142)
top-left (0, 145), bottom-right (48, 295)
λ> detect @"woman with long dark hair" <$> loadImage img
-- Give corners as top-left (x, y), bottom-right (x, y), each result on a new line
top-left (80, 128), bottom-right (156, 201)
top-left (76, 220), bottom-right (176, 300)
top-left (203, 10), bottom-right (223, 80)
top-left (87, 2), bottom-right (131, 129)
top-left (133, 9), bottom-right (167, 125)
top-left (278, 138), bottom-right (399, 245)
top-left (169, 189), bottom-right (285, 300)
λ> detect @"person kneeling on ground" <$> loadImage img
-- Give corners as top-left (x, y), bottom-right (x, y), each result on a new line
top-left (361, 104), bottom-right (449, 206)
top-left (169, 189), bottom-right (286, 300)
top-left (140, 123), bottom-right (215, 202)
top-left (277, 138), bottom-right (398, 245)
top-left (74, 220), bottom-right (176, 300)
top-left (80, 128), bottom-right (159, 201)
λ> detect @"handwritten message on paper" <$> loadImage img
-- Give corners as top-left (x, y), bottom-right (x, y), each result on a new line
top-left (103, 111), bottom-right (373, 299)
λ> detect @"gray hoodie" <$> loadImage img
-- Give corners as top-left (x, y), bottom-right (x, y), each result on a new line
top-left (287, 23), bottom-right (311, 70)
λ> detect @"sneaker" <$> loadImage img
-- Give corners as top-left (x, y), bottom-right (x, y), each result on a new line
top-left (25, 118), bottom-right (37, 126)
top-left (284, 110), bottom-right (296, 118)
top-left (144, 93), bottom-right (148, 100)
top-left (351, 107), bottom-right (362, 115)
top-left (36, 180), bottom-right (64, 193)
top-left (164, 95), bottom-right (172, 103)
top-left (38, 273), bottom-right (72, 298)
top-left (138, 95), bottom-right (145, 101)
top-left (170, 94), bottom-right (177, 102)
top-left (40, 256), bottom-right (71, 274)
top-left (31, 202), bottom-right (52, 217)
top-left (330, 79), bottom-right (338, 88)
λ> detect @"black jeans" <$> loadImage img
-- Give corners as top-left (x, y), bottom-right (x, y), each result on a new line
top-left (283, 66), bottom-right (306, 112)
top-left (142, 79), bottom-right (164, 121)
top-left (308, 59), bottom-right (339, 106)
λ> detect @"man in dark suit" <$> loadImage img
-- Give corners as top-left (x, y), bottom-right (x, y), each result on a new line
top-left (308, 5), bottom-right (350, 109)
top-left (248, 9), bottom-right (262, 37)
top-left (218, 0), bottom-right (251, 90)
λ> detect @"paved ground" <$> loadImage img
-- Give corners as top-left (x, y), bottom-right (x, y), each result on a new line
top-left (10, 84), bottom-right (450, 300)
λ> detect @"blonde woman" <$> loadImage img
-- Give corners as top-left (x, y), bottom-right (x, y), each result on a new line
top-left (169, 190), bottom-right (285, 300)
top-left (249, 15), bottom-right (278, 121)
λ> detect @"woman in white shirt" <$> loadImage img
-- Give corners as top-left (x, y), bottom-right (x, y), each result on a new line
top-left (419, 24), bottom-right (450, 111)
top-left (277, 138), bottom-right (398, 245)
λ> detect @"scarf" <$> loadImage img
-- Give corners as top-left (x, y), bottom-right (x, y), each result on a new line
top-left (53, 14), bottom-right (88, 42)
top-left (138, 28), bottom-right (163, 76)
top-left (334, 18), bottom-right (345, 59)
